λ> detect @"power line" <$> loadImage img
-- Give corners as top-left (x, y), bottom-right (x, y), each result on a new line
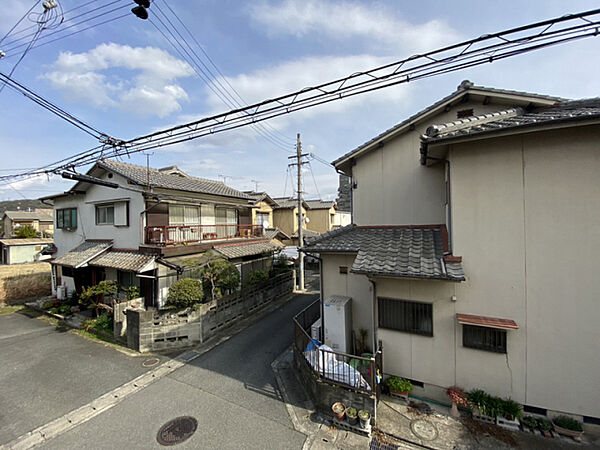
top-left (0, 0), bottom-right (40, 45)
top-left (307, 162), bottom-right (321, 199)
top-left (2, 7), bottom-right (600, 183)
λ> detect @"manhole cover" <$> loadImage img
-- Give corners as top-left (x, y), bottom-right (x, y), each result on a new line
top-left (410, 418), bottom-right (438, 441)
top-left (142, 357), bottom-right (160, 368)
top-left (157, 416), bottom-right (198, 446)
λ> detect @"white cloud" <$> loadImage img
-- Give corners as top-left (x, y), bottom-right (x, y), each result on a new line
top-left (205, 54), bottom-right (411, 121)
top-left (249, 0), bottom-right (461, 52)
top-left (43, 43), bottom-right (194, 117)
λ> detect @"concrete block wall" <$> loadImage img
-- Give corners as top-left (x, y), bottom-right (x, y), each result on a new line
top-left (126, 272), bottom-right (293, 353)
top-left (113, 297), bottom-right (143, 341)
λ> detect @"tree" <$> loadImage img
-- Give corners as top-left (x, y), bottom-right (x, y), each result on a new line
top-left (15, 224), bottom-right (39, 238)
top-left (166, 278), bottom-right (203, 309)
top-left (199, 259), bottom-right (240, 301)
top-left (79, 280), bottom-right (118, 316)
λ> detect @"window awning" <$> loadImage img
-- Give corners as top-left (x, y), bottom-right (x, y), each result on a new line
top-left (457, 313), bottom-right (518, 330)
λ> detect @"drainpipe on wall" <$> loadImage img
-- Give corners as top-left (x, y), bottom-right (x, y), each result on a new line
top-left (368, 277), bottom-right (378, 355)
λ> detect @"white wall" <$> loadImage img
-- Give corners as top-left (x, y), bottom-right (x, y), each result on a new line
top-left (52, 171), bottom-right (145, 257)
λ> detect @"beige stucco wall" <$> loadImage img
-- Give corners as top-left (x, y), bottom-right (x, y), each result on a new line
top-left (306, 207), bottom-right (335, 234)
top-left (351, 101), bottom-right (510, 226)
top-left (272, 206), bottom-right (307, 236)
top-left (251, 200), bottom-right (273, 226)
top-left (450, 125), bottom-right (600, 417)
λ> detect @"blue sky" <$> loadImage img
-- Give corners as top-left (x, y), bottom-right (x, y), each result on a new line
top-left (1, 0), bottom-right (599, 201)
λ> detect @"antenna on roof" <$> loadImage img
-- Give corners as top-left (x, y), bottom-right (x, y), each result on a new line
top-left (218, 174), bottom-right (231, 184)
top-left (251, 179), bottom-right (260, 192)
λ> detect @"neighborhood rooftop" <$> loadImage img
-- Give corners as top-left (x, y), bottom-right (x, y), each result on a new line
top-left (97, 160), bottom-right (250, 200)
top-left (303, 225), bottom-right (464, 281)
top-left (2, 211), bottom-right (53, 221)
top-left (421, 98), bottom-right (600, 146)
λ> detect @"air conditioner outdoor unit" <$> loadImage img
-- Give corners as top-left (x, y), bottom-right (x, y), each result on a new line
top-left (310, 318), bottom-right (321, 341)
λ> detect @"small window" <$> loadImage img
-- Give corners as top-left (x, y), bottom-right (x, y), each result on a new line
top-left (56, 208), bottom-right (77, 229)
top-left (463, 325), bottom-right (507, 353)
top-left (457, 108), bottom-right (474, 119)
top-left (117, 270), bottom-right (137, 288)
top-left (378, 298), bottom-right (433, 336)
top-left (96, 204), bottom-right (115, 225)
top-left (339, 266), bottom-right (348, 274)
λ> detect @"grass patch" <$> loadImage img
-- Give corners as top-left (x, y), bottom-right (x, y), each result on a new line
top-left (0, 305), bottom-right (25, 315)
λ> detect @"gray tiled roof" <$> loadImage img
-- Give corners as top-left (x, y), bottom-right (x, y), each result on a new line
top-left (332, 80), bottom-right (564, 167)
top-left (263, 228), bottom-right (290, 241)
top-left (305, 200), bottom-right (335, 210)
top-left (213, 240), bottom-right (281, 259)
top-left (290, 228), bottom-right (320, 239)
top-left (0, 238), bottom-right (53, 246)
top-left (98, 160), bottom-right (249, 199)
top-left (3, 211), bottom-right (53, 221)
top-left (303, 225), bottom-right (464, 281)
top-left (422, 98), bottom-right (600, 145)
top-left (272, 197), bottom-right (302, 209)
top-left (89, 250), bottom-right (155, 272)
top-left (52, 240), bottom-right (112, 268)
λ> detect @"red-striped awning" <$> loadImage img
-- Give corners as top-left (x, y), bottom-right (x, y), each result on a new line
top-left (457, 313), bottom-right (518, 330)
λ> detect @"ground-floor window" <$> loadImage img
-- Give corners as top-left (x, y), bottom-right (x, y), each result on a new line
top-left (462, 325), bottom-right (506, 353)
top-left (378, 297), bottom-right (433, 336)
top-left (117, 270), bottom-right (138, 288)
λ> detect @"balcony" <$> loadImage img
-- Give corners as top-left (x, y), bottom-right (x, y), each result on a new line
top-left (145, 224), bottom-right (264, 246)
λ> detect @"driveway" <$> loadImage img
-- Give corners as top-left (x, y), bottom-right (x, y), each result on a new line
top-left (0, 309), bottom-right (151, 445)
top-left (6, 294), bottom-right (317, 449)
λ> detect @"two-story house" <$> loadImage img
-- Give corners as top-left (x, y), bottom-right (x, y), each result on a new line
top-left (2, 210), bottom-right (54, 237)
top-left (43, 160), bottom-right (281, 308)
top-left (303, 81), bottom-right (600, 422)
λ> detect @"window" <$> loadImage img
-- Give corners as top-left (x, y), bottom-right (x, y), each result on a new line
top-left (463, 325), bottom-right (506, 353)
top-left (169, 204), bottom-right (199, 225)
top-left (339, 266), bottom-right (348, 274)
top-left (96, 204), bottom-right (115, 225)
top-left (56, 208), bottom-right (77, 229)
top-left (117, 270), bottom-right (138, 288)
top-left (378, 298), bottom-right (433, 336)
top-left (256, 212), bottom-right (270, 227)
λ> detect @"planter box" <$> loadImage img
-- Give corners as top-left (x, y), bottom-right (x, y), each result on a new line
top-left (496, 415), bottom-right (520, 431)
top-left (552, 422), bottom-right (583, 440)
top-left (472, 407), bottom-right (495, 425)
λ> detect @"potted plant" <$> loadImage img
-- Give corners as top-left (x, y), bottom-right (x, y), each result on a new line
top-left (358, 409), bottom-right (371, 429)
top-left (537, 418), bottom-right (554, 438)
top-left (346, 407), bottom-right (358, 425)
top-left (332, 402), bottom-right (346, 421)
top-left (496, 399), bottom-right (522, 431)
top-left (552, 415), bottom-right (584, 440)
top-left (467, 389), bottom-right (495, 424)
top-left (386, 376), bottom-right (413, 396)
top-left (446, 386), bottom-right (467, 419)
top-left (520, 415), bottom-right (538, 433)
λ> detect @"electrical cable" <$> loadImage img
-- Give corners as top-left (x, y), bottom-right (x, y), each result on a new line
top-left (1, 7), bottom-right (600, 183)
top-left (0, 0), bottom-right (40, 45)
top-left (307, 162), bottom-right (321, 199)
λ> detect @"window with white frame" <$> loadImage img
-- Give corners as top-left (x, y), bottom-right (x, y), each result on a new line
top-left (96, 204), bottom-right (115, 225)
top-left (168, 204), bottom-right (200, 225)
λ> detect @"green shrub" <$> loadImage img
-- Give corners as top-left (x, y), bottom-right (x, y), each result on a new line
top-left (79, 280), bottom-right (118, 314)
top-left (346, 407), bottom-right (357, 418)
top-left (520, 416), bottom-right (538, 428)
top-left (15, 224), bottom-right (39, 238)
top-left (537, 419), bottom-right (553, 431)
top-left (386, 376), bottom-right (413, 393)
top-left (57, 304), bottom-right (72, 316)
top-left (122, 285), bottom-right (140, 301)
top-left (82, 313), bottom-right (113, 333)
top-left (199, 259), bottom-right (240, 301)
top-left (246, 269), bottom-right (269, 286)
top-left (166, 278), bottom-right (203, 309)
top-left (500, 399), bottom-right (523, 420)
top-left (552, 415), bottom-right (583, 432)
top-left (41, 300), bottom-right (55, 310)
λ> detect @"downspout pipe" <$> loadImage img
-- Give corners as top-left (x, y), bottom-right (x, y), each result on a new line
top-left (368, 277), bottom-right (378, 354)
top-left (303, 250), bottom-right (324, 341)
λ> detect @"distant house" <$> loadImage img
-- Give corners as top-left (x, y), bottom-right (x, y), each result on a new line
top-left (243, 191), bottom-right (278, 229)
top-left (0, 238), bottom-right (53, 264)
top-left (304, 81), bottom-right (600, 421)
top-left (2, 210), bottom-right (53, 237)
top-left (271, 197), bottom-right (309, 237)
top-left (42, 161), bottom-right (282, 308)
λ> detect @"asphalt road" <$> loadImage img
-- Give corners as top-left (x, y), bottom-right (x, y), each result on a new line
top-left (30, 293), bottom-right (317, 449)
top-left (0, 309), bottom-right (151, 445)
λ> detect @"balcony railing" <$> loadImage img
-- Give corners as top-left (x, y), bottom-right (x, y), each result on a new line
top-left (145, 224), bottom-right (264, 246)
top-left (293, 300), bottom-right (383, 396)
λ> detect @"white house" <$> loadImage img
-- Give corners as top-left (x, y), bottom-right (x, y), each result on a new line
top-left (42, 160), bottom-right (281, 308)
top-left (303, 81), bottom-right (600, 424)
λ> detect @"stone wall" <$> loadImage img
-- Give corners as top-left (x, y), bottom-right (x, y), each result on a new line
top-left (113, 297), bottom-right (143, 341)
top-left (126, 271), bottom-right (294, 352)
top-left (293, 346), bottom-right (376, 420)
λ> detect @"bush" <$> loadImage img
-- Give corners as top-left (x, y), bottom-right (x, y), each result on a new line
top-left (271, 255), bottom-right (292, 276)
top-left (552, 415), bottom-right (583, 432)
top-left (200, 259), bottom-right (240, 301)
top-left (166, 278), bottom-right (203, 309)
top-left (15, 224), bottom-right (39, 238)
top-left (82, 313), bottom-right (113, 333)
top-left (79, 280), bottom-right (118, 314)
top-left (520, 416), bottom-right (538, 429)
top-left (537, 419), bottom-right (553, 431)
top-left (246, 269), bottom-right (269, 286)
top-left (500, 399), bottom-right (523, 420)
top-left (386, 376), bottom-right (413, 393)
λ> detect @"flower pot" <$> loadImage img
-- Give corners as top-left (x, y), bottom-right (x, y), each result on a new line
top-left (332, 402), bottom-right (346, 421)
top-left (390, 389), bottom-right (409, 397)
top-left (358, 410), bottom-right (371, 429)
top-left (552, 422), bottom-right (583, 440)
top-left (346, 409), bottom-right (358, 426)
top-left (450, 401), bottom-right (461, 419)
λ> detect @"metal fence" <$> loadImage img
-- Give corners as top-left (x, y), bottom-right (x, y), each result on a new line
top-left (145, 224), bottom-right (264, 245)
top-left (293, 299), bottom-right (382, 395)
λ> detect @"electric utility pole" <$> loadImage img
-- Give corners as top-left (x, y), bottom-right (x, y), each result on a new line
top-left (288, 133), bottom-right (309, 291)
